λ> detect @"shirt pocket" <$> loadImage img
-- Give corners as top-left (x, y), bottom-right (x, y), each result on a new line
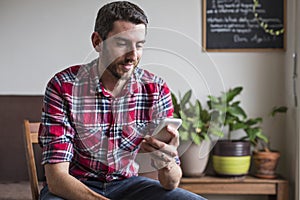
top-left (119, 122), bottom-right (150, 152)
top-left (73, 124), bottom-right (107, 157)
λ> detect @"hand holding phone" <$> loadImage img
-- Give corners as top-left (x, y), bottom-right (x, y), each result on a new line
top-left (152, 118), bottom-right (182, 143)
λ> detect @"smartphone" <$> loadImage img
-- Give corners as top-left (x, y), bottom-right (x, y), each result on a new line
top-left (152, 118), bottom-right (182, 143)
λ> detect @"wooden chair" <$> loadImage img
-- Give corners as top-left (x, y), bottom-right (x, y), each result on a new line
top-left (23, 120), bottom-right (40, 200)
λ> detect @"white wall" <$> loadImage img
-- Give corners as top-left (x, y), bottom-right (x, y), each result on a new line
top-left (0, 0), bottom-right (103, 94)
top-left (0, 0), bottom-right (295, 199)
top-left (0, 0), bottom-right (225, 97)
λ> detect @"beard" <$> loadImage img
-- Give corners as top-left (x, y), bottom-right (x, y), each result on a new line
top-left (105, 57), bottom-right (139, 81)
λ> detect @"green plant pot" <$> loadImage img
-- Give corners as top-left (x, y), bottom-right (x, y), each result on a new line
top-left (212, 140), bottom-right (251, 177)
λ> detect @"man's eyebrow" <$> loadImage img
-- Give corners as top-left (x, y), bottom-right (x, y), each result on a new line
top-left (114, 37), bottom-right (128, 42)
top-left (114, 36), bottom-right (146, 43)
top-left (138, 40), bottom-right (146, 44)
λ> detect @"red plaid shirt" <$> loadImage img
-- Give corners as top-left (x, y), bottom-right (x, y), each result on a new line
top-left (38, 59), bottom-right (174, 182)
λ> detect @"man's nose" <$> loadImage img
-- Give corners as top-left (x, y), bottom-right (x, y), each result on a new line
top-left (125, 46), bottom-right (138, 62)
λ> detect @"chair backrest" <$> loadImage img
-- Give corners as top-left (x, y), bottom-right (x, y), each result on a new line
top-left (23, 120), bottom-right (40, 200)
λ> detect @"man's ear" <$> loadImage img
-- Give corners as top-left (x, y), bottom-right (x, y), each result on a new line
top-left (95, 44), bottom-right (101, 52)
top-left (91, 32), bottom-right (102, 52)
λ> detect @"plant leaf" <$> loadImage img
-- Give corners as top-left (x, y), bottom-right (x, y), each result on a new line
top-left (191, 132), bottom-right (201, 145)
top-left (180, 131), bottom-right (189, 141)
top-left (227, 105), bottom-right (247, 120)
top-left (245, 117), bottom-right (263, 126)
top-left (207, 95), bottom-right (219, 109)
top-left (245, 127), bottom-right (262, 143)
top-left (171, 92), bottom-right (181, 116)
top-left (200, 109), bottom-right (210, 122)
top-left (231, 122), bottom-right (248, 131)
top-left (256, 132), bottom-right (269, 143)
top-left (208, 126), bottom-right (224, 137)
top-left (231, 101), bottom-right (241, 107)
top-left (180, 90), bottom-right (192, 108)
top-left (226, 87), bottom-right (243, 103)
top-left (270, 106), bottom-right (288, 117)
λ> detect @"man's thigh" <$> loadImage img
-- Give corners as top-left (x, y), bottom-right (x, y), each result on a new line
top-left (39, 177), bottom-right (206, 200)
top-left (106, 176), bottom-right (206, 200)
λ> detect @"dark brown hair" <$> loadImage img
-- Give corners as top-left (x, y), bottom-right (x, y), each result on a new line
top-left (94, 1), bottom-right (148, 40)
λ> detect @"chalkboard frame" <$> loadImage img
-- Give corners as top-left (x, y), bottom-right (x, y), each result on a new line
top-left (202, 0), bottom-right (286, 52)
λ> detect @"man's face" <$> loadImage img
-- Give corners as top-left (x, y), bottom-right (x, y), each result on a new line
top-left (101, 21), bottom-right (146, 80)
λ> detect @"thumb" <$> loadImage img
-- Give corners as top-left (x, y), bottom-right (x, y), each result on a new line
top-left (167, 126), bottom-right (179, 147)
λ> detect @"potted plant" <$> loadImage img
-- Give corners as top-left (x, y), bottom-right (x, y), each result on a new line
top-left (171, 90), bottom-right (223, 176)
top-left (208, 86), bottom-right (269, 177)
top-left (252, 106), bottom-right (288, 179)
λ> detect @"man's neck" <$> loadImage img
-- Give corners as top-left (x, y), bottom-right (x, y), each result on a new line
top-left (100, 68), bottom-right (130, 97)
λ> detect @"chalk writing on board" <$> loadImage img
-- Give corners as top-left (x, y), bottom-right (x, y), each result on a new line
top-left (204, 0), bottom-right (285, 50)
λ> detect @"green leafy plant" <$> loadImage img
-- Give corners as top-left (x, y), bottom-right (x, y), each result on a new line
top-left (207, 86), bottom-right (268, 147)
top-left (255, 105), bottom-right (288, 152)
top-left (172, 87), bottom-right (288, 151)
top-left (171, 90), bottom-right (223, 145)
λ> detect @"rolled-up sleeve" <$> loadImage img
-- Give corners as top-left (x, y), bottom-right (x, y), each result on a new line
top-left (38, 75), bottom-right (75, 165)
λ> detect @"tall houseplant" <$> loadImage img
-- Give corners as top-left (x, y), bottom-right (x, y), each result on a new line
top-left (208, 86), bottom-right (269, 177)
top-left (171, 90), bottom-right (223, 176)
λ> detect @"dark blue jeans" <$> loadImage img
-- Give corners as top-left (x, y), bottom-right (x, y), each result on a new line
top-left (40, 176), bottom-right (206, 200)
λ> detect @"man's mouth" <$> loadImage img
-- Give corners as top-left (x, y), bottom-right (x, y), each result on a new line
top-left (121, 63), bottom-right (134, 71)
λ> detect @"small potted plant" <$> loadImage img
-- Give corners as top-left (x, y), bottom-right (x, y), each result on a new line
top-left (171, 90), bottom-right (223, 176)
top-left (252, 106), bottom-right (288, 179)
top-left (208, 86), bottom-right (269, 177)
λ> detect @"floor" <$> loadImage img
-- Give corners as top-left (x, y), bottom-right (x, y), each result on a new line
top-left (0, 181), bottom-right (35, 200)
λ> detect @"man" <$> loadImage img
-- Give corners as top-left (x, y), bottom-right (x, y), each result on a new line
top-left (38, 1), bottom-right (206, 199)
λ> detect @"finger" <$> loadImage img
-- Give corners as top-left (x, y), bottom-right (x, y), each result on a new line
top-left (160, 144), bottom-right (178, 157)
top-left (166, 125), bottom-right (178, 137)
top-left (140, 140), bottom-right (157, 152)
top-left (140, 141), bottom-right (173, 162)
top-left (144, 135), bottom-right (178, 158)
top-left (147, 141), bottom-right (178, 159)
top-left (139, 140), bottom-right (149, 152)
top-left (166, 126), bottom-right (180, 147)
top-left (144, 135), bottom-right (166, 149)
top-left (141, 139), bottom-right (169, 157)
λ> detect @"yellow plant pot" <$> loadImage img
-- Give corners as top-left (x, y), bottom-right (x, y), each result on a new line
top-left (213, 155), bottom-right (251, 175)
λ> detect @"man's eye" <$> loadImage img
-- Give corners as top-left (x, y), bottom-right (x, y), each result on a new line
top-left (117, 42), bottom-right (127, 47)
top-left (137, 43), bottom-right (145, 49)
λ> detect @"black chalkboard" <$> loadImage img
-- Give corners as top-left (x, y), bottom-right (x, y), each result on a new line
top-left (203, 0), bottom-right (286, 51)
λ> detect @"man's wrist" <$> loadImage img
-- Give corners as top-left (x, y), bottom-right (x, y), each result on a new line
top-left (151, 156), bottom-right (178, 171)
top-left (160, 159), bottom-right (177, 171)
